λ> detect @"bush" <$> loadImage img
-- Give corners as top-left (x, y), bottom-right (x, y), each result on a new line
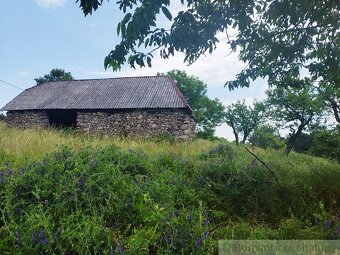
top-left (309, 126), bottom-right (340, 162)
top-left (0, 139), bottom-right (339, 254)
top-left (249, 125), bottom-right (284, 150)
top-left (0, 112), bottom-right (5, 121)
top-left (0, 146), bottom-right (214, 254)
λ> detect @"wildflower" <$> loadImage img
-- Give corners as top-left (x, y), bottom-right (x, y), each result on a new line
top-left (110, 246), bottom-right (114, 255)
top-left (16, 231), bottom-right (22, 248)
top-left (15, 207), bottom-right (22, 216)
top-left (324, 219), bottom-right (332, 230)
top-left (187, 211), bottom-right (192, 223)
top-left (188, 231), bottom-right (193, 238)
top-left (174, 228), bottom-right (178, 237)
top-left (0, 172), bottom-right (5, 184)
top-left (32, 231), bottom-right (37, 245)
top-left (168, 211), bottom-right (174, 220)
top-left (7, 169), bottom-right (13, 177)
top-left (78, 178), bottom-right (85, 190)
top-left (39, 228), bottom-right (48, 245)
top-left (179, 238), bottom-right (186, 248)
top-left (117, 242), bottom-right (123, 254)
top-left (170, 238), bottom-right (174, 248)
top-left (204, 231), bottom-right (209, 239)
top-left (195, 238), bottom-right (202, 249)
top-left (202, 213), bottom-right (209, 227)
top-left (164, 233), bottom-right (170, 243)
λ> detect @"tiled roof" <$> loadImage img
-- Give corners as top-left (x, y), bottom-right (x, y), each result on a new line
top-left (2, 76), bottom-right (191, 111)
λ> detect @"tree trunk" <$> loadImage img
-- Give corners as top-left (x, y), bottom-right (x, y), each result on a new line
top-left (241, 131), bottom-right (250, 144)
top-left (328, 98), bottom-right (340, 123)
top-left (284, 125), bottom-right (305, 155)
top-left (232, 127), bottom-right (239, 145)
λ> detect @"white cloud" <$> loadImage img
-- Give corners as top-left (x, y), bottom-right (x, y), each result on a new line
top-left (35, 0), bottom-right (67, 9)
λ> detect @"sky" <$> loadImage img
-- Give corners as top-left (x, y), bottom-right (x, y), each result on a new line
top-left (0, 0), bottom-right (269, 140)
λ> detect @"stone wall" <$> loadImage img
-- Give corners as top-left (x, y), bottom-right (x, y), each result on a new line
top-left (5, 111), bottom-right (49, 129)
top-left (5, 109), bottom-right (196, 139)
top-left (76, 109), bottom-right (196, 139)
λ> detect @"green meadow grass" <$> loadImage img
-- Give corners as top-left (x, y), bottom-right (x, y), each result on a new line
top-left (0, 121), bottom-right (339, 254)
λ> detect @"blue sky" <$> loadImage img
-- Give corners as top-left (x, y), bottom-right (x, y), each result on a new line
top-left (0, 0), bottom-right (268, 139)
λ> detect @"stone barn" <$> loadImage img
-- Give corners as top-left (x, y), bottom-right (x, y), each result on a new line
top-left (2, 76), bottom-right (196, 139)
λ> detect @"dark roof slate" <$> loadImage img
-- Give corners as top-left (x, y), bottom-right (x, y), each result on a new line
top-left (2, 76), bottom-right (191, 111)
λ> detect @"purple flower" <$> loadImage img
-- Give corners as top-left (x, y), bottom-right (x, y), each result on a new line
top-left (39, 228), bottom-right (48, 245)
top-left (110, 246), bottom-right (114, 255)
top-left (15, 207), bottom-right (22, 216)
top-left (179, 238), bottom-right (186, 248)
top-left (16, 231), bottom-right (22, 248)
top-left (195, 238), bottom-right (202, 249)
top-left (32, 231), bottom-right (37, 245)
top-left (187, 211), bottom-right (192, 223)
top-left (324, 219), bottom-right (332, 230)
top-left (117, 242), bottom-right (123, 254)
top-left (204, 231), bottom-right (209, 239)
top-left (170, 238), bottom-right (174, 248)
top-left (0, 172), bottom-right (5, 183)
top-left (168, 211), bottom-right (174, 220)
top-left (174, 228), bottom-right (178, 237)
top-left (7, 169), bottom-right (13, 177)
top-left (202, 213), bottom-right (209, 227)
top-left (78, 178), bottom-right (85, 190)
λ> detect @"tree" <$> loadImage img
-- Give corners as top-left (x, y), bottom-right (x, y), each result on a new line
top-left (35, 68), bottom-right (74, 85)
top-left (266, 82), bottom-right (325, 155)
top-left (160, 70), bottom-right (225, 139)
top-left (225, 100), bottom-right (265, 145)
top-left (249, 125), bottom-right (284, 150)
top-left (309, 125), bottom-right (340, 162)
top-left (0, 112), bottom-right (5, 121)
top-left (75, 0), bottom-right (339, 121)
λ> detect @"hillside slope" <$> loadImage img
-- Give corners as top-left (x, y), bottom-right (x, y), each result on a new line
top-left (1, 122), bottom-right (339, 254)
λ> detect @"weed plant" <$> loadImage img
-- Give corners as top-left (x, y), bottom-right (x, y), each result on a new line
top-left (0, 123), bottom-right (339, 254)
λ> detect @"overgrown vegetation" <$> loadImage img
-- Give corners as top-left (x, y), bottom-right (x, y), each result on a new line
top-left (0, 124), bottom-right (339, 254)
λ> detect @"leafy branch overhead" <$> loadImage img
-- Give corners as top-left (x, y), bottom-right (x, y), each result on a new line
top-left (76, 0), bottom-right (338, 85)
top-left (76, 0), bottom-right (339, 122)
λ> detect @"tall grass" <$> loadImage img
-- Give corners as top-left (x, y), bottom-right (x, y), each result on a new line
top-left (0, 122), bottom-right (339, 254)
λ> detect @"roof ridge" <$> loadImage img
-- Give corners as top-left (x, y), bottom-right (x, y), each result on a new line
top-left (42, 75), bottom-right (169, 83)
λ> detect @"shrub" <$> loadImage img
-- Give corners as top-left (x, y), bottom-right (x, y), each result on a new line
top-left (0, 112), bottom-right (5, 121)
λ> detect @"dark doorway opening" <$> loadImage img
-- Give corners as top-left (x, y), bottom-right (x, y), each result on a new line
top-left (48, 110), bottom-right (77, 128)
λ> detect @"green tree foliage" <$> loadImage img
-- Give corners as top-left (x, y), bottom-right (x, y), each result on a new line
top-left (161, 70), bottom-right (225, 139)
top-left (249, 125), bottom-right (284, 150)
top-left (75, 0), bottom-right (339, 121)
top-left (0, 112), bottom-right (5, 121)
top-left (35, 68), bottom-right (74, 85)
top-left (291, 133), bottom-right (314, 153)
top-left (266, 82), bottom-right (325, 155)
top-left (309, 126), bottom-right (340, 162)
top-left (225, 100), bottom-right (265, 145)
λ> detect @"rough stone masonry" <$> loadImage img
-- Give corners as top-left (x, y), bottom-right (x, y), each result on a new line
top-left (5, 109), bottom-right (196, 139)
